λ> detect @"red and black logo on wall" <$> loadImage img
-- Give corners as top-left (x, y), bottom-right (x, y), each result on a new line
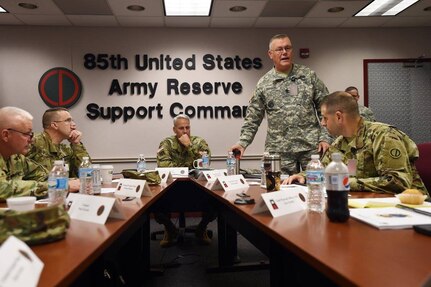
top-left (38, 67), bottom-right (82, 108)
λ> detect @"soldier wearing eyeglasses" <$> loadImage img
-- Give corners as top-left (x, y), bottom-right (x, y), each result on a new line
top-left (27, 107), bottom-right (90, 181)
top-left (0, 106), bottom-right (49, 200)
top-left (231, 34), bottom-right (332, 174)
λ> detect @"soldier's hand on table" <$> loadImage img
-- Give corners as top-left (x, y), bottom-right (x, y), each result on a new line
top-left (68, 179), bottom-right (80, 192)
top-left (282, 174), bottom-right (305, 185)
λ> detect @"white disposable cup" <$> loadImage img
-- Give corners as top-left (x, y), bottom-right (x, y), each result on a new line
top-left (7, 196), bottom-right (36, 211)
top-left (100, 165), bottom-right (114, 184)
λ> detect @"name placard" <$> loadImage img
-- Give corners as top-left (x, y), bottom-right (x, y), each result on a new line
top-left (197, 169), bottom-right (228, 182)
top-left (0, 236), bottom-right (43, 287)
top-left (115, 178), bottom-right (152, 198)
top-left (66, 193), bottom-right (126, 224)
top-left (211, 174), bottom-right (249, 192)
top-left (252, 185), bottom-right (307, 217)
top-left (157, 169), bottom-right (174, 184)
top-left (156, 167), bottom-right (189, 178)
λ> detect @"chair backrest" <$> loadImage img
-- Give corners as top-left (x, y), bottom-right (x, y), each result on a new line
top-left (416, 142), bottom-right (431, 191)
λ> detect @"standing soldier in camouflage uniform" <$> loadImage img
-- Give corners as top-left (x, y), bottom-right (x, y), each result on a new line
top-left (0, 107), bottom-right (49, 200)
top-left (27, 108), bottom-right (90, 182)
top-left (156, 114), bottom-right (215, 247)
top-left (345, 86), bottom-right (375, 122)
top-left (231, 34), bottom-right (332, 174)
top-left (287, 92), bottom-right (428, 195)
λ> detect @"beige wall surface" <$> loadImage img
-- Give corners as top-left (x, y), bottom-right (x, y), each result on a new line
top-left (1, 26), bottom-right (430, 171)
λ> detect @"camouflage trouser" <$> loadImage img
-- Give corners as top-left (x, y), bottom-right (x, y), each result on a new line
top-left (280, 149), bottom-right (318, 175)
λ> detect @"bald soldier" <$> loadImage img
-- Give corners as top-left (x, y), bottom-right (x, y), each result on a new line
top-left (0, 107), bottom-right (49, 200)
top-left (287, 92), bottom-right (428, 195)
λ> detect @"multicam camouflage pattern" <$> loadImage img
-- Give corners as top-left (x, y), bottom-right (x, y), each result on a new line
top-left (157, 135), bottom-right (211, 169)
top-left (0, 154), bottom-right (48, 200)
top-left (121, 169), bottom-right (162, 185)
top-left (321, 119), bottom-right (429, 195)
top-left (0, 204), bottom-right (70, 245)
top-left (27, 131), bottom-right (90, 178)
top-left (238, 64), bottom-right (331, 174)
top-left (359, 105), bottom-right (375, 122)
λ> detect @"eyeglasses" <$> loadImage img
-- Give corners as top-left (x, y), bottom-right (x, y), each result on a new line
top-left (272, 46), bottom-right (293, 54)
top-left (7, 128), bottom-right (34, 139)
top-left (53, 118), bottom-right (74, 124)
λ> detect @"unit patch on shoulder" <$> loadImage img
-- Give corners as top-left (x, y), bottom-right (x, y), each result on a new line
top-left (389, 148), bottom-right (401, 159)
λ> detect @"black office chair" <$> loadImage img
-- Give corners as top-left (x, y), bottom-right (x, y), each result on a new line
top-left (416, 142), bottom-right (431, 192)
top-left (150, 212), bottom-right (213, 242)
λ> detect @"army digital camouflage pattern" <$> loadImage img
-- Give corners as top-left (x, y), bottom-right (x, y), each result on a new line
top-left (27, 131), bottom-right (90, 178)
top-left (157, 135), bottom-right (211, 169)
top-left (321, 119), bottom-right (428, 195)
top-left (0, 154), bottom-right (48, 200)
top-left (238, 64), bottom-right (331, 174)
top-left (0, 204), bottom-right (70, 245)
top-left (359, 105), bottom-right (375, 122)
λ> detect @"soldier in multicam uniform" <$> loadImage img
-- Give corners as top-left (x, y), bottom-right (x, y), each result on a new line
top-left (156, 114), bottom-right (215, 247)
top-left (345, 86), bottom-right (376, 122)
top-left (231, 34), bottom-right (332, 175)
top-left (27, 107), bottom-right (90, 180)
top-left (287, 92), bottom-right (429, 196)
top-left (0, 107), bottom-right (49, 200)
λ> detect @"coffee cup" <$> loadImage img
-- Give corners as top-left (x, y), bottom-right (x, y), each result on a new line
top-left (7, 196), bottom-right (36, 211)
top-left (100, 165), bottom-right (114, 184)
top-left (193, 159), bottom-right (203, 169)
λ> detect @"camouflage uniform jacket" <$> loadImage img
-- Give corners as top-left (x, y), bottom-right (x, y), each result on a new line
top-left (27, 131), bottom-right (90, 178)
top-left (0, 154), bottom-right (49, 200)
top-left (321, 119), bottom-right (428, 195)
top-left (157, 136), bottom-right (211, 169)
top-left (359, 105), bottom-right (375, 122)
top-left (238, 64), bottom-right (331, 156)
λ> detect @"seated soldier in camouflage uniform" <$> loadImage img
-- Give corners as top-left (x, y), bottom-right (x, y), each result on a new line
top-left (156, 114), bottom-right (215, 247)
top-left (27, 107), bottom-right (89, 182)
top-left (286, 92), bottom-right (429, 196)
top-left (345, 86), bottom-right (376, 122)
top-left (0, 107), bottom-right (49, 200)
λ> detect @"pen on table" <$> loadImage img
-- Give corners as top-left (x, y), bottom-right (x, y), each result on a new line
top-left (395, 204), bottom-right (431, 217)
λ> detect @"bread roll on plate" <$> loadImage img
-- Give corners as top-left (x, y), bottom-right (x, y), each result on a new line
top-left (396, 189), bottom-right (427, 205)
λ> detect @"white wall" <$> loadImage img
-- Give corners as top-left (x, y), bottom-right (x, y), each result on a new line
top-left (1, 26), bottom-right (430, 172)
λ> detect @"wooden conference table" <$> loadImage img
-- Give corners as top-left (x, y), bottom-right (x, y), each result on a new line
top-left (30, 177), bottom-right (431, 287)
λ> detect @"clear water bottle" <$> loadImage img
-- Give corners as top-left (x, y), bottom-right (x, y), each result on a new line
top-left (226, 151), bottom-right (236, 176)
top-left (79, 156), bottom-right (93, 194)
top-left (261, 151), bottom-right (270, 187)
top-left (306, 155), bottom-right (325, 213)
top-left (48, 160), bottom-right (69, 205)
top-left (202, 151), bottom-right (210, 168)
top-left (92, 164), bottom-right (101, 195)
top-left (325, 153), bottom-right (350, 222)
top-left (137, 154), bottom-right (146, 173)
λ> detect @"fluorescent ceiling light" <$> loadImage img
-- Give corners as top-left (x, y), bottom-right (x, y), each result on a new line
top-left (0, 6), bottom-right (7, 13)
top-left (164, 0), bottom-right (213, 16)
top-left (355, 0), bottom-right (419, 16)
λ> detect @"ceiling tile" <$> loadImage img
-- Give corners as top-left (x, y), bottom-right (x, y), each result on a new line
top-left (255, 16), bottom-right (302, 27)
top-left (14, 14), bottom-right (71, 26)
top-left (66, 15), bottom-right (118, 26)
top-left (382, 16), bottom-right (431, 27)
top-left (116, 16), bottom-right (164, 27)
top-left (165, 17), bottom-right (210, 28)
top-left (261, 1), bottom-right (317, 17)
top-left (306, 1), bottom-right (370, 17)
top-left (340, 16), bottom-right (390, 27)
top-left (211, 17), bottom-right (256, 27)
top-left (108, 0), bottom-right (164, 17)
top-left (212, 1), bottom-right (266, 17)
top-left (0, 0), bottom-right (63, 15)
top-left (54, 0), bottom-right (112, 15)
top-left (298, 17), bottom-right (347, 27)
top-left (0, 14), bottom-right (24, 25)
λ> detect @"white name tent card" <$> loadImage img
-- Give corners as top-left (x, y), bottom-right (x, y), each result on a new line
top-left (0, 236), bottom-right (43, 287)
top-left (197, 169), bottom-right (228, 182)
top-left (211, 174), bottom-right (249, 192)
top-left (115, 178), bottom-right (152, 198)
top-left (252, 185), bottom-right (307, 217)
top-left (157, 169), bottom-right (174, 184)
top-left (66, 193), bottom-right (126, 225)
top-left (156, 167), bottom-right (188, 178)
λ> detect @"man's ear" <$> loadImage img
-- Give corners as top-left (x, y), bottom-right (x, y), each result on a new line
top-left (335, 111), bottom-right (343, 122)
top-left (0, 129), bottom-right (9, 142)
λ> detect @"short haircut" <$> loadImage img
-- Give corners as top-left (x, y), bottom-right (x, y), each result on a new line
top-left (42, 107), bottom-right (69, 128)
top-left (321, 91), bottom-right (360, 117)
top-left (269, 34), bottom-right (290, 50)
top-left (173, 114), bottom-right (190, 126)
top-left (0, 106), bottom-right (33, 129)
top-left (345, 86), bottom-right (358, 93)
